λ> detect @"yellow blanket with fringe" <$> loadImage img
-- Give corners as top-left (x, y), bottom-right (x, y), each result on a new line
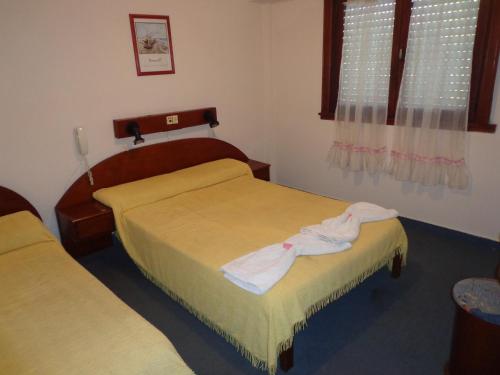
top-left (0, 211), bottom-right (193, 375)
top-left (94, 159), bottom-right (408, 374)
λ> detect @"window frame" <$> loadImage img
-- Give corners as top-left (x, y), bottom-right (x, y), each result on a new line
top-left (320, 0), bottom-right (499, 133)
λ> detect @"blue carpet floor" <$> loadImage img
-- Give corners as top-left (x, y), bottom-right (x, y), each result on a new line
top-left (79, 218), bottom-right (499, 375)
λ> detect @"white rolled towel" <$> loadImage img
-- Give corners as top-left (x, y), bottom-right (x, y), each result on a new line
top-left (221, 244), bottom-right (297, 295)
top-left (301, 202), bottom-right (398, 243)
top-left (221, 202), bottom-right (398, 295)
top-left (284, 233), bottom-right (352, 256)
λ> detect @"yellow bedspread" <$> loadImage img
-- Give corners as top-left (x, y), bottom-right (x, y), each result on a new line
top-left (0, 211), bottom-right (193, 375)
top-left (94, 159), bottom-right (408, 374)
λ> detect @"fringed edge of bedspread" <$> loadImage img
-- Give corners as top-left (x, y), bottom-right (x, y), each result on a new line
top-left (133, 246), bottom-right (404, 375)
top-left (276, 246), bottom-right (405, 358)
top-left (134, 263), bottom-right (271, 373)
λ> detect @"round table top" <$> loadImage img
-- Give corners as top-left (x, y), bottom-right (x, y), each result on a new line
top-left (453, 278), bottom-right (500, 325)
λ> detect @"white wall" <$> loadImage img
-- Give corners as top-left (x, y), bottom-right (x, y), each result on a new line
top-left (1, 0), bottom-right (498, 241)
top-left (0, 0), bottom-right (273, 235)
top-left (269, 0), bottom-right (500, 240)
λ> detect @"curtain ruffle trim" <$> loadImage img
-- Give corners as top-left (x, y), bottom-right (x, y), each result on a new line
top-left (333, 141), bottom-right (387, 155)
top-left (391, 150), bottom-right (465, 166)
top-left (389, 153), bottom-right (468, 189)
top-left (328, 142), bottom-right (387, 173)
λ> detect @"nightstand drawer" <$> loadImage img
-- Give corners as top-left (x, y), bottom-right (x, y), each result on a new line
top-left (74, 212), bottom-right (114, 239)
top-left (56, 201), bottom-right (115, 257)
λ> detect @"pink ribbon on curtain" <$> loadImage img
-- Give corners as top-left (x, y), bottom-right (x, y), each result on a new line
top-left (333, 141), bottom-right (386, 155)
top-left (391, 150), bottom-right (465, 166)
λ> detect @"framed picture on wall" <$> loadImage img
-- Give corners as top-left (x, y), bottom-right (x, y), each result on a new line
top-left (129, 14), bottom-right (175, 76)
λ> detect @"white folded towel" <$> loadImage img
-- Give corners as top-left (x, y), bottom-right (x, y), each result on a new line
top-left (301, 202), bottom-right (398, 243)
top-left (220, 202), bottom-right (398, 295)
top-left (284, 233), bottom-right (352, 256)
top-left (221, 244), bottom-right (297, 295)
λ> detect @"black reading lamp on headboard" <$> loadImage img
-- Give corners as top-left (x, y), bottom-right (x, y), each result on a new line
top-left (203, 110), bottom-right (220, 128)
top-left (126, 121), bottom-right (145, 145)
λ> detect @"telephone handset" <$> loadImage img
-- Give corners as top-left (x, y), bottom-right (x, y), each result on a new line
top-left (74, 127), bottom-right (94, 186)
top-left (75, 127), bottom-right (88, 156)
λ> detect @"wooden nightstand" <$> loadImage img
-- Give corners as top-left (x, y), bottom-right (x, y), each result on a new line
top-left (56, 201), bottom-right (115, 258)
top-left (248, 159), bottom-right (271, 181)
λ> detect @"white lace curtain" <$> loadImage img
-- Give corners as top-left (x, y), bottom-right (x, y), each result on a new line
top-left (329, 0), bottom-right (479, 189)
top-left (328, 0), bottom-right (395, 173)
top-left (389, 0), bottom-right (479, 189)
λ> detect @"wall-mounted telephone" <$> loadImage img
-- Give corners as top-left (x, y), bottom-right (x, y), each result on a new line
top-left (75, 127), bottom-right (88, 156)
top-left (74, 127), bottom-right (94, 186)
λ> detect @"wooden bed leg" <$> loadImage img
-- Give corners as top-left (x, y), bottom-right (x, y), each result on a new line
top-left (279, 343), bottom-right (294, 372)
top-left (391, 253), bottom-right (402, 279)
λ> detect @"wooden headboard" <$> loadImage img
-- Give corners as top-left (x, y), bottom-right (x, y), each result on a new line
top-left (0, 186), bottom-right (41, 219)
top-left (56, 137), bottom-right (249, 209)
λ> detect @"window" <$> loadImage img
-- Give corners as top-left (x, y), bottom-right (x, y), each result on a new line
top-left (336, 0), bottom-right (395, 124)
top-left (320, 0), bottom-right (499, 133)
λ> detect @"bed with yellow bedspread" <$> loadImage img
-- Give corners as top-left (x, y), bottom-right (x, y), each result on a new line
top-left (0, 211), bottom-right (193, 375)
top-left (94, 159), bottom-right (408, 374)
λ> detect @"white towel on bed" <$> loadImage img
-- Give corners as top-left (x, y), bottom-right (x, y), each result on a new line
top-left (221, 202), bottom-right (398, 295)
top-left (301, 202), bottom-right (398, 243)
top-left (284, 233), bottom-right (352, 256)
top-left (221, 243), bottom-right (297, 295)
top-left (221, 235), bottom-right (351, 294)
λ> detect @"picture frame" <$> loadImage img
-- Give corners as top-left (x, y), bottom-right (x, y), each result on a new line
top-left (129, 14), bottom-right (175, 76)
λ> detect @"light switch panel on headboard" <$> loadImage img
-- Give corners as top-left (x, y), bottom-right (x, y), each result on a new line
top-left (113, 107), bottom-right (217, 139)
